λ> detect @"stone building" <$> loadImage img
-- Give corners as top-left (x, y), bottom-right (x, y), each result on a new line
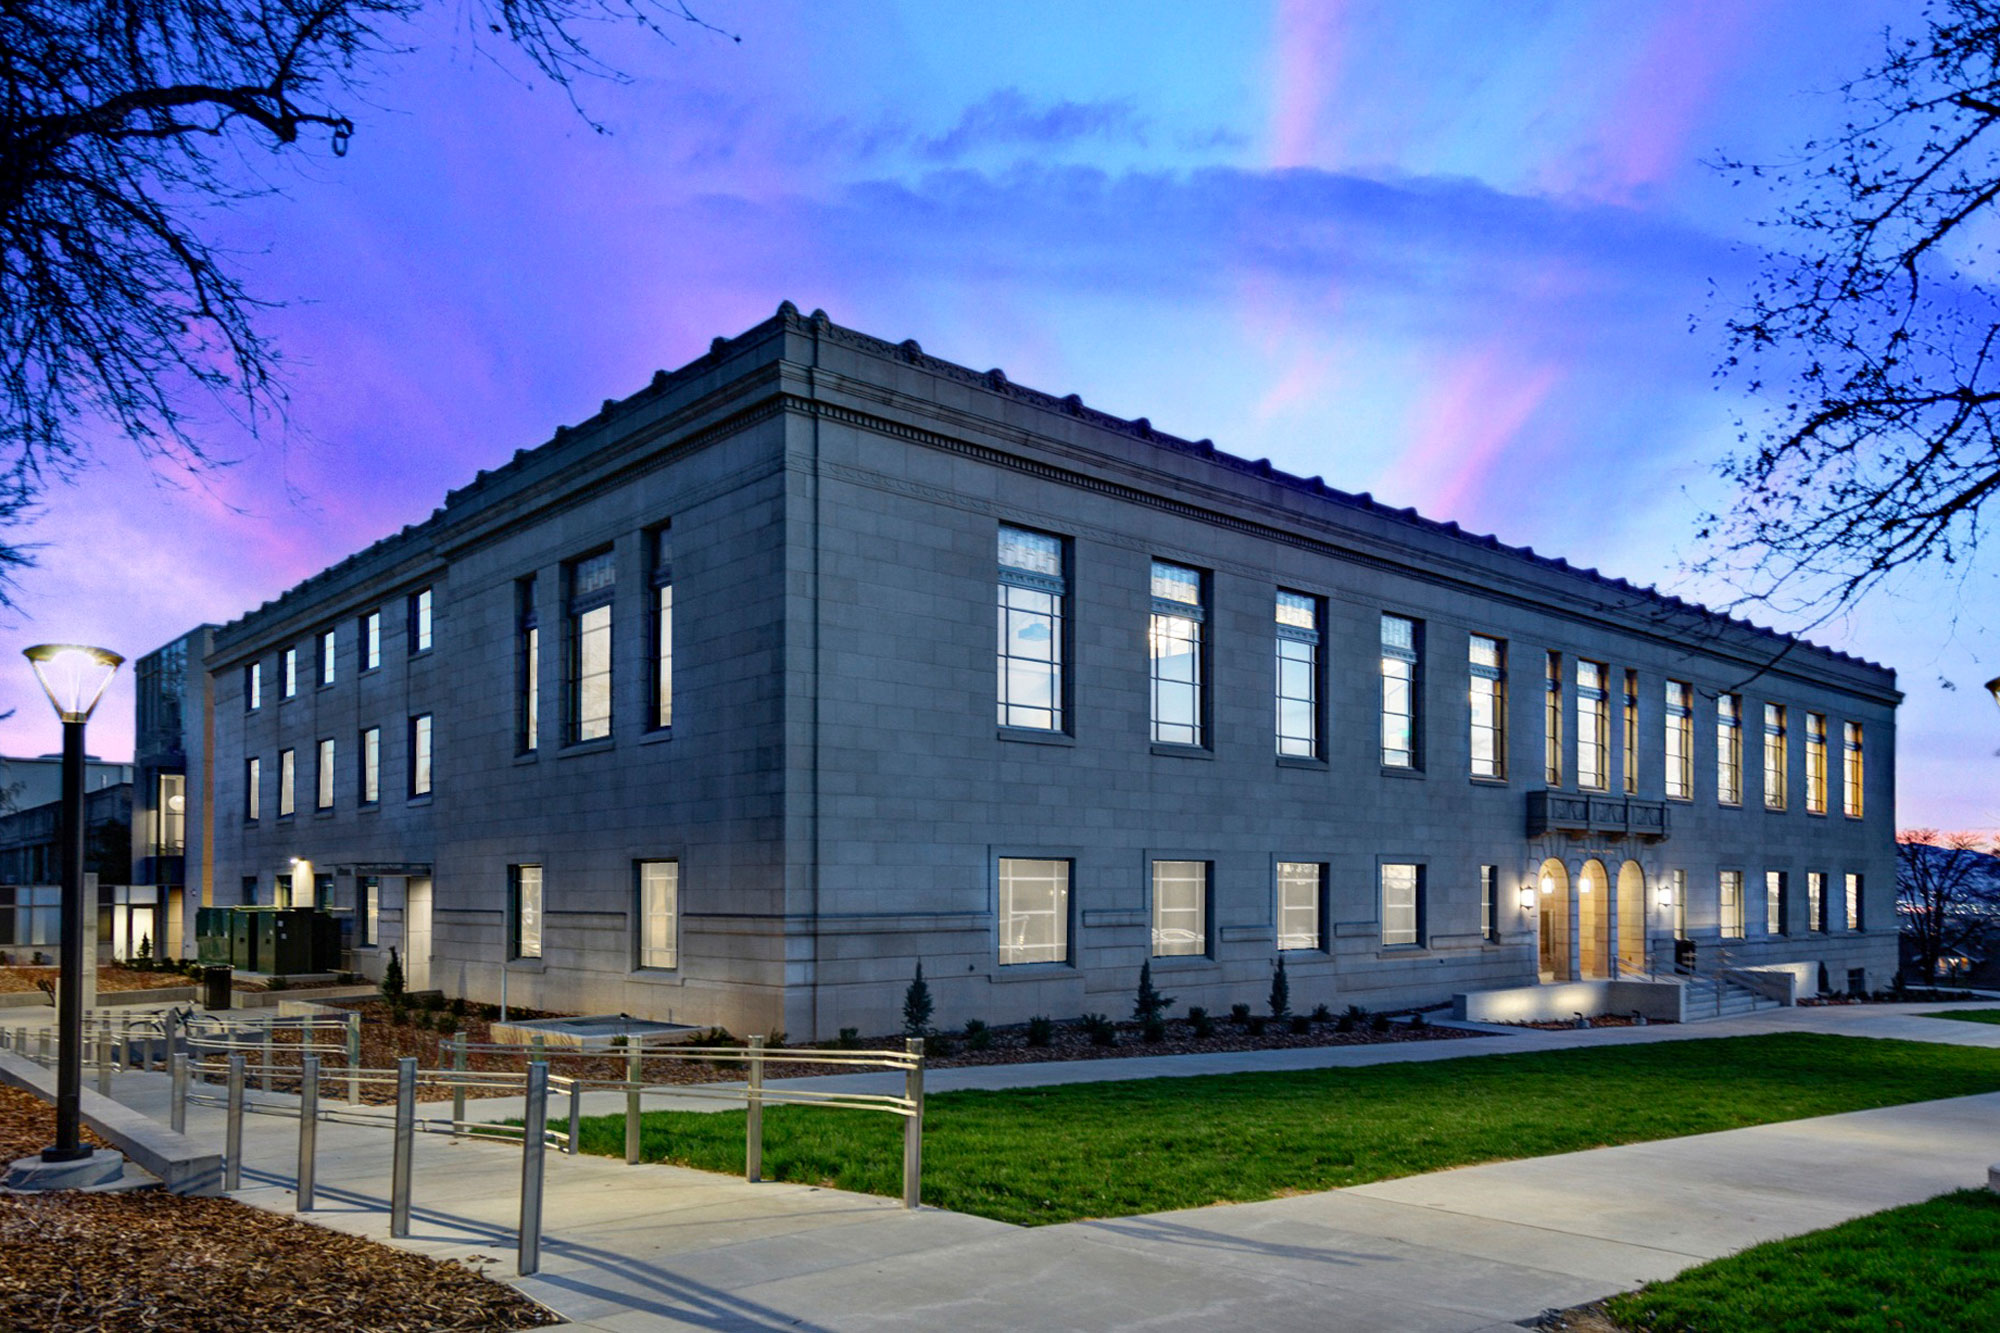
top-left (175, 304), bottom-right (1899, 1037)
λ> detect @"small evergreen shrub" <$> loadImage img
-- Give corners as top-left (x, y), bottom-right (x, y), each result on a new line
top-left (1229, 1003), bottom-right (1252, 1025)
top-left (1409, 1009), bottom-right (1428, 1030)
top-left (837, 1027), bottom-right (862, 1050)
top-left (1141, 1015), bottom-right (1166, 1043)
top-left (422, 991), bottom-right (445, 1012)
top-left (1081, 1012), bottom-right (1117, 1046)
top-left (964, 1018), bottom-right (992, 1051)
top-left (1268, 956), bottom-right (1291, 1019)
top-left (926, 1032), bottom-right (956, 1058)
top-left (451, 996), bottom-right (467, 1017)
top-left (1311, 1003), bottom-right (1333, 1024)
top-left (266, 975), bottom-right (289, 992)
top-left (437, 1014), bottom-right (460, 1036)
top-left (1186, 1005), bottom-right (1214, 1039)
top-left (1132, 962), bottom-right (1176, 1024)
top-left (1369, 1011), bottom-right (1391, 1034)
top-left (381, 947), bottom-right (405, 1002)
top-left (1245, 1015), bottom-right (1267, 1036)
top-left (1289, 1014), bottom-right (1311, 1034)
top-left (1025, 1015), bottom-right (1054, 1047)
top-left (413, 1008), bottom-right (434, 1030)
top-left (902, 961), bottom-right (934, 1039)
top-left (389, 1002), bottom-right (409, 1026)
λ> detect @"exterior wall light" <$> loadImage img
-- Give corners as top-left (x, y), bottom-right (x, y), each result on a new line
top-left (1519, 884), bottom-right (1537, 910)
top-left (1539, 873), bottom-right (1554, 896)
top-left (1657, 885), bottom-right (1675, 911)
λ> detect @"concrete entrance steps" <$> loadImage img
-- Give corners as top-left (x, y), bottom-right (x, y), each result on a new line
top-left (1679, 975), bottom-right (1785, 1022)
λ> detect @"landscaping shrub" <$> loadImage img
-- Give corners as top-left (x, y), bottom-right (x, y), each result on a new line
top-left (413, 1008), bottom-right (434, 1030)
top-left (1141, 1015), bottom-right (1166, 1043)
top-left (1268, 956), bottom-right (1290, 1019)
top-left (1132, 962), bottom-right (1175, 1025)
top-left (964, 1019), bottom-right (992, 1051)
top-left (1245, 1015), bottom-right (1267, 1036)
top-left (1311, 1003), bottom-right (1332, 1024)
top-left (422, 991), bottom-right (445, 1013)
top-left (450, 996), bottom-right (467, 1017)
top-left (1025, 1015), bottom-right (1054, 1048)
top-left (436, 1014), bottom-right (460, 1036)
top-left (380, 947), bottom-right (404, 1003)
top-left (837, 1027), bottom-right (862, 1050)
top-left (1339, 1004), bottom-right (1369, 1034)
top-left (926, 1032), bottom-right (956, 1058)
top-left (1081, 1013), bottom-right (1117, 1046)
top-left (1186, 1005), bottom-right (1214, 1039)
top-left (1230, 1003), bottom-right (1251, 1025)
top-left (1409, 1010), bottom-right (1428, 1030)
top-left (267, 975), bottom-right (288, 992)
top-left (389, 1002), bottom-right (408, 1026)
top-left (1369, 1011), bottom-right (1391, 1034)
top-left (1289, 1015), bottom-right (1310, 1034)
top-left (902, 961), bottom-right (933, 1039)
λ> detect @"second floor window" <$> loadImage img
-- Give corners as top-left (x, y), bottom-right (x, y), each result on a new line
top-left (316, 738), bottom-right (335, 811)
top-left (283, 647), bottom-right (298, 699)
top-left (1622, 670), bottom-right (1639, 794)
top-left (1763, 704), bottom-right (1788, 810)
top-left (1149, 561), bottom-right (1205, 747)
top-left (362, 610), bottom-right (381, 671)
top-left (409, 713), bottom-right (433, 797)
top-left (518, 577), bottom-right (539, 753)
top-left (1275, 592), bottom-right (1320, 758)
top-left (409, 587), bottom-right (434, 654)
top-left (652, 526), bottom-right (674, 731)
top-left (997, 526), bottom-right (1066, 732)
top-left (1380, 613), bottom-right (1419, 768)
top-left (360, 726), bottom-right (381, 805)
top-left (1665, 681), bottom-right (1693, 798)
top-left (245, 757), bottom-right (261, 821)
top-left (156, 773), bottom-right (186, 852)
top-left (245, 662), bottom-right (261, 711)
top-left (278, 748), bottom-right (295, 817)
top-left (1718, 693), bottom-right (1743, 805)
top-left (1543, 651), bottom-right (1563, 785)
top-left (1805, 712), bottom-right (1828, 814)
top-left (568, 551), bottom-right (615, 743)
top-left (1576, 660), bottom-right (1608, 790)
top-left (319, 629), bottom-right (336, 687)
top-left (1468, 634), bottom-right (1505, 779)
top-left (1843, 722), bottom-right (1865, 817)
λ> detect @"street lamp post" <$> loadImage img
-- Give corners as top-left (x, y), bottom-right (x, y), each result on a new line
top-left (22, 644), bottom-right (122, 1163)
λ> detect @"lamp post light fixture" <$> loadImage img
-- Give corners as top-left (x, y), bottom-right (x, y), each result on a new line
top-left (1987, 675), bottom-right (2000, 712)
top-left (22, 644), bottom-right (122, 1165)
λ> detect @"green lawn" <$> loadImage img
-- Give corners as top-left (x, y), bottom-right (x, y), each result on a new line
top-left (1922, 1008), bottom-right (2000, 1025)
top-left (575, 1033), bottom-right (2000, 1225)
top-left (1604, 1189), bottom-right (2000, 1332)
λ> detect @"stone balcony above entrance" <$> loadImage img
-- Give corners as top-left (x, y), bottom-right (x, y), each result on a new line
top-left (1525, 790), bottom-right (1670, 841)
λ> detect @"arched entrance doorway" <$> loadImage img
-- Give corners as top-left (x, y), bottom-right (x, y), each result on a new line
top-left (1579, 859), bottom-right (1610, 979)
top-left (1536, 858), bottom-right (1571, 981)
top-left (1617, 860), bottom-right (1647, 976)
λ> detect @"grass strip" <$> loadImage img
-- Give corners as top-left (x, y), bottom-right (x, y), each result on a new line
top-left (574, 1033), bottom-right (2000, 1225)
top-left (1921, 1008), bottom-right (2000, 1025)
top-left (1603, 1189), bottom-right (2000, 1333)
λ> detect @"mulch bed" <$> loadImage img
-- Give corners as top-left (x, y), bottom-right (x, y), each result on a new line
top-left (1800, 987), bottom-right (1981, 1006)
top-left (0, 965), bottom-right (202, 996)
top-left (0, 1086), bottom-right (557, 1333)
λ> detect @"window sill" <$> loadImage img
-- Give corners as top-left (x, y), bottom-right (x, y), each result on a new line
top-left (1380, 766), bottom-right (1426, 780)
top-left (1765, 806), bottom-right (1789, 815)
top-left (1468, 775), bottom-right (1509, 787)
top-left (1147, 955), bottom-right (1219, 970)
top-left (991, 960), bottom-right (1076, 981)
top-left (407, 794), bottom-right (433, 807)
top-left (560, 738), bottom-right (615, 758)
top-left (641, 727), bottom-right (675, 747)
top-left (1718, 801), bottom-right (1743, 810)
top-left (513, 751), bottom-right (540, 765)
top-left (359, 802), bottom-right (380, 814)
top-left (1377, 945), bottom-right (1429, 957)
top-left (505, 958), bottom-right (546, 973)
top-left (999, 727), bottom-right (1073, 747)
top-left (626, 967), bottom-right (684, 985)
top-left (1150, 743), bottom-right (1212, 760)
top-left (1275, 755), bottom-right (1327, 771)
top-left (313, 809), bottom-right (335, 820)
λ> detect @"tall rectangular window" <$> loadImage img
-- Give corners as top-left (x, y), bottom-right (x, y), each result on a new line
top-left (1807, 871), bottom-right (1826, 933)
top-left (1665, 681), bottom-right (1693, 799)
top-left (1805, 712), bottom-right (1828, 814)
top-left (1763, 704), bottom-right (1788, 810)
top-left (1150, 860), bottom-right (1207, 957)
top-left (1843, 722), bottom-right (1864, 817)
top-left (359, 726), bottom-right (380, 805)
top-left (157, 773), bottom-right (186, 852)
top-left (278, 748), bottom-right (295, 817)
top-left (1845, 873), bottom-right (1863, 930)
top-left (1622, 670), bottom-right (1639, 795)
top-left (1468, 634), bottom-right (1506, 779)
top-left (360, 876), bottom-right (380, 948)
top-left (1275, 592), bottom-right (1320, 758)
top-left (997, 526), bottom-right (1065, 732)
top-left (1765, 870), bottom-right (1786, 935)
top-left (1380, 613), bottom-right (1420, 768)
top-left (1276, 862), bottom-right (1322, 951)
top-left (283, 647), bottom-right (298, 699)
top-left (1717, 694), bottom-right (1742, 805)
top-left (1149, 561), bottom-right (1205, 747)
top-left (517, 576), bottom-right (539, 753)
top-left (245, 662), bottom-right (262, 711)
top-left (1544, 651), bottom-right (1563, 786)
top-left (1480, 864), bottom-right (1498, 941)
top-left (509, 864), bottom-right (543, 960)
top-left (1576, 660), bottom-right (1609, 790)
top-left (1381, 862), bottom-right (1422, 947)
top-left (651, 526), bottom-right (674, 731)
top-left (318, 628), bottom-right (336, 687)
top-left (409, 713), bottom-right (432, 797)
top-left (998, 858), bottom-right (1069, 965)
top-left (1719, 869), bottom-right (1744, 939)
top-left (408, 587), bottom-right (433, 654)
top-left (568, 551), bottom-right (614, 743)
top-left (637, 860), bottom-right (679, 969)
top-left (1671, 868), bottom-right (1687, 940)
top-left (361, 610), bottom-right (381, 671)
top-left (244, 757), bottom-right (261, 822)
top-left (316, 738), bottom-right (335, 811)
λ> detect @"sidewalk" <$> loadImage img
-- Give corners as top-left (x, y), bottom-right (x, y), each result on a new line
top-left (104, 1001), bottom-right (2000, 1331)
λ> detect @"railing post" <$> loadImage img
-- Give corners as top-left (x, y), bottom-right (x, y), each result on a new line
top-left (518, 1060), bottom-right (547, 1276)
top-left (390, 1056), bottom-right (416, 1238)
top-left (37, 1027), bottom-right (50, 1064)
top-left (119, 1015), bottom-right (132, 1071)
top-left (225, 1053), bottom-right (246, 1192)
top-left (745, 1035), bottom-right (765, 1183)
top-left (567, 1075), bottom-right (582, 1156)
top-left (451, 1035), bottom-right (467, 1140)
top-left (297, 1055), bottom-right (319, 1212)
top-left (347, 1011), bottom-right (362, 1106)
top-left (625, 1042), bottom-right (642, 1165)
top-left (96, 1016), bottom-right (112, 1095)
top-left (902, 1037), bottom-right (924, 1210)
top-left (170, 1051), bottom-right (188, 1134)
top-left (261, 1025), bottom-right (275, 1093)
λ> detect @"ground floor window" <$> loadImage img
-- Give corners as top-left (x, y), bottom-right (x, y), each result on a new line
top-left (509, 865), bottom-right (543, 960)
top-left (1480, 864), bottom-right (1498, 941)
top-left (0, 886), bottom-right (60, 948)
top-left (1671, 869), bottom-right (1687, 940)
top-left (1151, 861), bottom-right (1207, 957)
top-left (1276, 862), bottom-right (1322, 951)
top-left (1807, 871), bottom-right (1826, 933)
top-left (1381, 863), bottom-right (1422, 946)
top-left (998, 858), bottom-right (1069, 965)
top-left (1845, 873), bottom-right (1863, 931)
top-left (636, 860), bottom-right (678, 969)
top-left (1765, 871), bottom-right (1786, 936)
top-left (1719, 870), bottom-right (1744, 939)
top-left (359, 876), bottom-right (380, 948)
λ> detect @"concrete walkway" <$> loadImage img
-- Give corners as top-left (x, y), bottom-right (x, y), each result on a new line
top-left (101, 1001), bottom-right (2000, 1331)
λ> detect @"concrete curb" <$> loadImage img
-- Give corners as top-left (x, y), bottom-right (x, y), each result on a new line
top-left (0, 987), bottom-right (197, 1011)
top-left (0, 1050), bottom-right (221, 1195)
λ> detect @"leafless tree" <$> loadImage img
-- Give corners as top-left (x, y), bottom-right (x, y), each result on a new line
top-left (1896, 827), bottom-right (2000, 982)
top-left (0, 1), bottom-right (729, 605)
top-left (1709, 1), bottom-right (2000, 613)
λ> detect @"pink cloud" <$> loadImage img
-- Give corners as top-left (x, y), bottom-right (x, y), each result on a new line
top-left (1267, 0), bottom-right (1349, 169)
top-left (1373, 346), bottom-right (1564, 521)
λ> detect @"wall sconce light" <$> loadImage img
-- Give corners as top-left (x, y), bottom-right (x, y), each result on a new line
top-left (1657, 885), bottom-right (1675, 910)
top-left (1518, 885), bottom-right (1537, 910)
top-left (1539, 873), bottom-right (1554, 896)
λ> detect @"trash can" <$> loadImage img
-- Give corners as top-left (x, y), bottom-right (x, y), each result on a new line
top-left (203, 964), bottom-right (233, 1011)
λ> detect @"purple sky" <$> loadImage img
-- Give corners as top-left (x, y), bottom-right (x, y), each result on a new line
top-left (2, 1), bottom-right (1992, 831)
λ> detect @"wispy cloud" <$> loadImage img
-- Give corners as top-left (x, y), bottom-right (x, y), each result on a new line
top-left (920, 88), bottom-right (1148, 161)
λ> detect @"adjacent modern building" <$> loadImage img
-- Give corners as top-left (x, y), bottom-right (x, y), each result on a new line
top-left (132, 627), bottom-right (217, 961)
top-left (168, 304), bottom-right (1899, 1038)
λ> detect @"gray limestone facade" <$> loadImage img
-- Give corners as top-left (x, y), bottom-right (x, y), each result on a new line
top-left (192, 303), bottom-right (1900, 1039)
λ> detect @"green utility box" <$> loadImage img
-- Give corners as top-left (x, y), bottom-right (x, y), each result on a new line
top-left (193, 906), bottom-right (339, 976)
